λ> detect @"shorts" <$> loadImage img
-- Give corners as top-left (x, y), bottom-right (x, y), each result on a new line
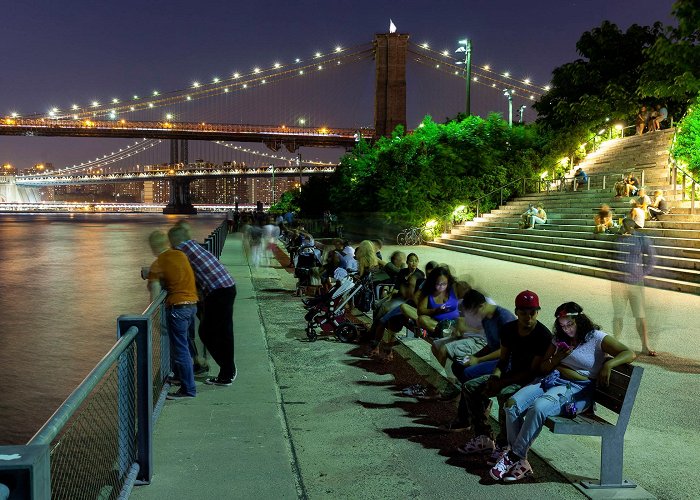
top-left (611, 281), bottom-right (645, 319)
top-left (433, 336), bottom-right (487, 361)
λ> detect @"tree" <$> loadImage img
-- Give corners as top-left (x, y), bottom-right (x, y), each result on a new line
top-left (639, 0), bottom-right (700, 115)
top-left (534, 21), bottom-right (663, 164)
top-left (317, 114), bottom-right (543, 227)
top-left (671, 96), bottom-right (700, 176)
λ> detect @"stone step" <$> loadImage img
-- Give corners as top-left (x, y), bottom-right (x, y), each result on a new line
top-left (471, 220), bottom-right (700, 240)
top-left (428, 241), bottom-right (700, 294)
top-left (495, 216), bottom-right (700, 231)
top-left (442, 233), bottom-right (700, 272)
top-left (449, 229), bottom-right (697, 260)
top-left (453, 224), bottom-right (700, 249)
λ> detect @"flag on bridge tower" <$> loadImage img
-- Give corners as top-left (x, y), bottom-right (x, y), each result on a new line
top-left (389, 19), bottom-right (397, 33)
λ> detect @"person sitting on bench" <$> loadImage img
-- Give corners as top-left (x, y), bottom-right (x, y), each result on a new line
top-left (488, 302), bottom-right (636, 482)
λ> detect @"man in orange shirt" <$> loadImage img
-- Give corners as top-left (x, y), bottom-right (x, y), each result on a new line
top-left (148, 230), bottom-right (199, 399)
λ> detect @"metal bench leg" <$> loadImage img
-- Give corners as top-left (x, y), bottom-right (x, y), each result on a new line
top-left (581, 434), bottom-right (636, 489)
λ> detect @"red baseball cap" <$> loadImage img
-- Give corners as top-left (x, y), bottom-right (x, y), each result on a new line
top-left (515, 290), bottom-right (540, 310)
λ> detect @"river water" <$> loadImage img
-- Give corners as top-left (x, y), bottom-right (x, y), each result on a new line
top-left (0, 213), bottom-right (225, 445)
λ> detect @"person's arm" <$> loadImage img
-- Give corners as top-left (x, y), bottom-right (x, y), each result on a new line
top-left (482, 345), bottom-right (509, 396)
top-left (597, 336), bottom-right (636, 385)
top-left (148, 279), bottom-right (161, 303)
top-left (416, 293), bottom-right (434, 316)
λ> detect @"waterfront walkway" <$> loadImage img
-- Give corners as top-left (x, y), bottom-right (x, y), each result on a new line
top-left (131, 234), bottom-right (699, 500)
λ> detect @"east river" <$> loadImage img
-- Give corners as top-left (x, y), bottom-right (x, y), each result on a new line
top-left (0, 213), bottom-right (225, 445)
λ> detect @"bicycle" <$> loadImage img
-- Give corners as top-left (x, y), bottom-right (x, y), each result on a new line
top-left (396, 226), bottom-right (425, 246)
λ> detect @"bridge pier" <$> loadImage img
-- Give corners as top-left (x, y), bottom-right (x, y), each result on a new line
top-left (163, 139), bottom-right (196, 213)
top-left (374, 33), bottom-right (408, 138)
top-left (163, 177), bottom-right (197, 214)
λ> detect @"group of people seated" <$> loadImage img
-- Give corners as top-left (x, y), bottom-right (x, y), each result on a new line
top-left (636, 104), bottom-right (668, 135)
top-left (519, 204), bottom-right (547, 229)
top-left (596, 188), bottom-right (670, 235)
top-left (614, 173), bottom-right (641, 197)
top-left (288, 237), bottom-right (642, 482)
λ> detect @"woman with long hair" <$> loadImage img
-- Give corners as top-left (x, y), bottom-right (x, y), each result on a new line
top-left (415, 266), bottom-right (460, 334)
top-left (487, 302), bottom-right (635, 482)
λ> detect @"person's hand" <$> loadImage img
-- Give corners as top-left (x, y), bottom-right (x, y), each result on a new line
top-left (597, 363), bottom-right (612, 386)
top-left (464, 356), bottom-right (479, 367)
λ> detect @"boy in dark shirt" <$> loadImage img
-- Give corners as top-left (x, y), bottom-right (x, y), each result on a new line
top-left (454, 290), bottom-right (552, 464)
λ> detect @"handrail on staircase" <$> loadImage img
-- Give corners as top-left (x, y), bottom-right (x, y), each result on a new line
top-left (669, 157), bottom-right (698, 215)
top-left (444, 169), bottom-right (647, 234)
top-left (667, 129), bottom-right (698, 215)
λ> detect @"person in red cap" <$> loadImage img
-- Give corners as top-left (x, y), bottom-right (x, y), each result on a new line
top-left (454, 290), bottom-right (552, 468)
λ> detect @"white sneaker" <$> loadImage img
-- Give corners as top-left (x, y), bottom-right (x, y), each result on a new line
top-left (457, 435), bottom-right (495, 455)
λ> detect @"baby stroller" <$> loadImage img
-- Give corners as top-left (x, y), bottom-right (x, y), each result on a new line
top-left (294, 246), bottom-right (321, 296)
top-left (304, 274), bottom-right (370, 342)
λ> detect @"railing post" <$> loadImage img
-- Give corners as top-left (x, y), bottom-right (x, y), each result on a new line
top-left (682, 174), bottom-right (686, 201)
top-left (603, 175), bottom-right (606, 191)
top-left (523, 178), bottom-right (526, 195)
top-left (672, 164), bottom-right (677, 194)
top-left (118, 316), bottom-right (153, 484)
top-left (500, 188), bottom-right (503, 207)
top-left (641, 170), bottom-right (645, 187)
top-left (587, 177), bottom-right (591, 191)
top-left (476, 202), bottom-right (480, 218)
top-left (693, 181), bottom-right (696, 215)
top-left (0, 445), bottom-right (50, 499)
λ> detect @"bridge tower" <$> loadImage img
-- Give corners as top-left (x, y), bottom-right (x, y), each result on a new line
top-left (374, 33), bottom-right (408, 138)
top-left (163, 139), bottom-right (197, 214)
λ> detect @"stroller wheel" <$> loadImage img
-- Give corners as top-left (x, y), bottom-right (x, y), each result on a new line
top-left (335, 322), bottom-right (358, 343)
top-left (306, 327), bottom-right (317, 342)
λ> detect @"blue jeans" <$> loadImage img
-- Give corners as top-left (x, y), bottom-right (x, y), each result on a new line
top-left (505, 379), bottom-right (593, 458)
top-left (452, 359), bottom-right (498, 383)
top-left (167, 305), bottom-right (197, 396)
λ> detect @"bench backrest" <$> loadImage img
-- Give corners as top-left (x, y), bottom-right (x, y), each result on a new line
top-left (593, 364), bottom-right (643, 429)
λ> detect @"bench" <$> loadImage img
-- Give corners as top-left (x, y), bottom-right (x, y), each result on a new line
top-left (544, 363), bottom-right (643, 490)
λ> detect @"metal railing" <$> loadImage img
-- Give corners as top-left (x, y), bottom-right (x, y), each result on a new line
top-left (0, 222), bottom-right (229, 499)
top-left (669, 157), bottom-right (699, 215)
top-left (441, 170), bottom-right (647, 235)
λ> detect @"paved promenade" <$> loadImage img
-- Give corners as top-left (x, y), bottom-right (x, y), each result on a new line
top-left (131, 234), bottom-right (699, 500)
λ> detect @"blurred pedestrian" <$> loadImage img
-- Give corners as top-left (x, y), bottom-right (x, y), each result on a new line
top-left (612, 224), bottom-right (657, 356)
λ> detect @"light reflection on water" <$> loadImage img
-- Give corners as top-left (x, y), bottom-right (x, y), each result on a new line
top-left (0, 213), bottom-right (224, 445)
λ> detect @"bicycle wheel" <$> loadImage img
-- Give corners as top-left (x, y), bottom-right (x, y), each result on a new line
top-left (406, 230), bottom-right (418, 246)
top-left (396, 231), bottom-right (407, 245)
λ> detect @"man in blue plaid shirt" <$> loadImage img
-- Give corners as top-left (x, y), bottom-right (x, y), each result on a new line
top-left (169, 224), bottom-right (238, 385)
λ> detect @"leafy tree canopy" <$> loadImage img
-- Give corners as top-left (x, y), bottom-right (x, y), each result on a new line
top-left (671, 95), bottom-right (700, 176)
top-left (638, 0), bottom-right (700, 108)
top-left (323, 114), bottom-right (543, 227)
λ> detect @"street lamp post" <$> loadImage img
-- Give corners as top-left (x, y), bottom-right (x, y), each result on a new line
top-left (518, 105), bottom-right (527, 124)
top-left (503, 89), bottom-right (513, 127)
top-left (455, 38), bottom-right (472, 116)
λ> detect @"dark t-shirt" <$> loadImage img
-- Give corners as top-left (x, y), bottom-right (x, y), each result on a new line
top-left (498, 320), bottom-right (552, 375)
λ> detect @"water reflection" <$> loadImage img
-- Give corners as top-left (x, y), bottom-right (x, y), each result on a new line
top-left (0, 213), bottom-right (224, 444)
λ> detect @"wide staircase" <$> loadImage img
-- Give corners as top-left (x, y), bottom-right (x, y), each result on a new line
top-left (430, 128), bottom-right (700, 294)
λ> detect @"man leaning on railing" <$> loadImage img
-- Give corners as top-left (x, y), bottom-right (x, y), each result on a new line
top-left (147, 230), bottom-right (199, 400)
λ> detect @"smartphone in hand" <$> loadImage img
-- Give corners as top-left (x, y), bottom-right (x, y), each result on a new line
top-left (555, 341), bottom-right (570, 350)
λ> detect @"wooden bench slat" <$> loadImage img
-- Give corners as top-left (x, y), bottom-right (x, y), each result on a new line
top-left (545, 414), bottom-right (614, 437)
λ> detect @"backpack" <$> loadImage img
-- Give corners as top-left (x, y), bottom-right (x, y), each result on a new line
top-left (354, 274), bottom-right (375, 313)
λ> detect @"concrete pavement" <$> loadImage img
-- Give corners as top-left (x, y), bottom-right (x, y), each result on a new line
top-left (130, 235), bottom-right (699, 500)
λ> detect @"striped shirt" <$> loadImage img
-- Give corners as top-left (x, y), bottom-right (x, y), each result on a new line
top-left (176, 240), bottom-right (235, 297)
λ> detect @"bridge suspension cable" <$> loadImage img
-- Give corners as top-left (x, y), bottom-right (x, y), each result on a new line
top-left (11, 42), bottom-right (374, 122)
top-left (408, 41), bottom-right (547, 101)
top-left (50, 139), bottom-right (162, 175)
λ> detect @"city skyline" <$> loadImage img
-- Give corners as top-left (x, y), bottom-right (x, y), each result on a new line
top-left (1, 0), bottom-right (676, 169)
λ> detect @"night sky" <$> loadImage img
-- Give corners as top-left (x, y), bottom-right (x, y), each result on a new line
top-left (1, 0), bottom-right (675, 169)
